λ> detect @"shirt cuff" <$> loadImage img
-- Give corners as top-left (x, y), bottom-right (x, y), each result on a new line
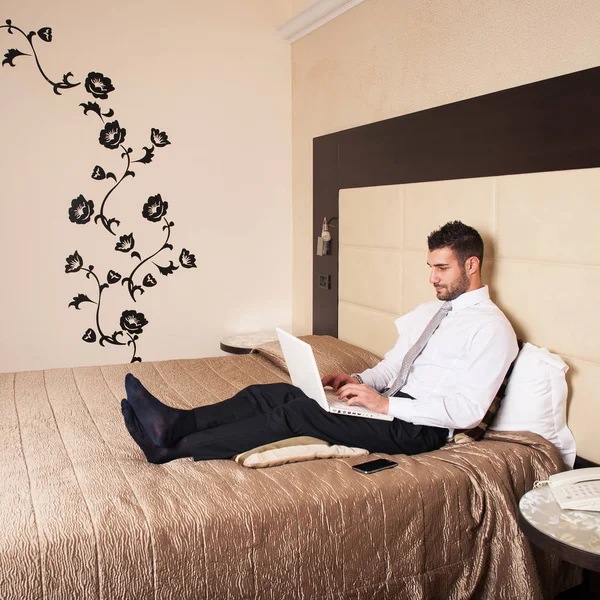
top-left (356, 370), bottom-right (382, 390)
top-left (387, 395), bottom-right (415, 422)
top-left (356, 370), bottom-right (371, 386)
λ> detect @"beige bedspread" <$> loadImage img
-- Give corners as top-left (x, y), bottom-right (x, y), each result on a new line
top-left (0, 336), bottom-right (579, 599)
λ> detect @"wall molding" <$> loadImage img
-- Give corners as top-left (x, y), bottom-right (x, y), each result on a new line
top-left (278, 0), bottom-right (365, 43)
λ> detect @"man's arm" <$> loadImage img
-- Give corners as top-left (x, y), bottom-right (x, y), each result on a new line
top-left (387, 322), bottom-right (518, 429)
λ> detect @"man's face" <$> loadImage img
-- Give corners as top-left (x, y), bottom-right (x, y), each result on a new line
top-left (427, 247), bottom-right (470, 301)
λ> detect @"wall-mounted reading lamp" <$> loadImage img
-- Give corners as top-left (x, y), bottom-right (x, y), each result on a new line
top-left (316, 217), bottom-right (337, 256)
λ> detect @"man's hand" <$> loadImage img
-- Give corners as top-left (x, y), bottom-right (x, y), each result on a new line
top-left (321, 373), bottom-right (359, 391)
top-left (337, 384), bottom-right (390, 415)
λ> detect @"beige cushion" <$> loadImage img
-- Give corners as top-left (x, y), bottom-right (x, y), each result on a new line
top-left (234, 436), bottom-right (369, 468)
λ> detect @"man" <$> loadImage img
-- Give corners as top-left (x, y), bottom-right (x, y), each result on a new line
top-left (122, 221), bottom-right (518, 464)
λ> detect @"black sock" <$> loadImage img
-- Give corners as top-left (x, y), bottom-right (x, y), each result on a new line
top-left (124, 373), bottom-right (197, 447)
top-left (121, 400), bottom-right (190, 464)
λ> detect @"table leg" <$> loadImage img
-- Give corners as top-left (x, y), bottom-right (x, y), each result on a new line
top-left (584, 570), bottom-right (600, 600)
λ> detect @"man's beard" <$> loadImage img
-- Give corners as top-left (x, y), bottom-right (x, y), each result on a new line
top-left (434, 269), bottom-right (470, 301)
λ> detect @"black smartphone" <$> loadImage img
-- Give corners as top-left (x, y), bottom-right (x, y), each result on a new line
top-left (352, 458), bottom-right (398, 474)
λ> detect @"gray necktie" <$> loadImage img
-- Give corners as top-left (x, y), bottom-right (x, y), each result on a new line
top-left (385, 301), bottom-right (452, 397)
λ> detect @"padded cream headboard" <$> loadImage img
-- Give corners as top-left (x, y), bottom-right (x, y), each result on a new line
top-left (339, 169), bottom-right (600, 463)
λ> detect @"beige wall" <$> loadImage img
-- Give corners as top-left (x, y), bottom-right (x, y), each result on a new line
top-left (291, 0), bottom-right (600, 334)
top-left (292, 0), bottom-right (319, 12)
top-left (1, 0), bottom-right (294, 372)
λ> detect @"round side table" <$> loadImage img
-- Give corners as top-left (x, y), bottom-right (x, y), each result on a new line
top-left (220, 331), bottom-right (278, 355)
top-left (519, 485), bottom-right (600, 599)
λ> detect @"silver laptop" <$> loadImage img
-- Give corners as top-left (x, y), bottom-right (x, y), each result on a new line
top-left (276, 328), bottom-right (393, 421)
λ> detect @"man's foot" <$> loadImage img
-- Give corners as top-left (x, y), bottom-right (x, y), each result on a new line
top-left (124, 373), bottom-right (195, 447)
top-left (121, 399), bottom-right (181, 464)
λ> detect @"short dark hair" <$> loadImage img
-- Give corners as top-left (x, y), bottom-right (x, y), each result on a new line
top-left (427, 221), bottom-right (484, 267)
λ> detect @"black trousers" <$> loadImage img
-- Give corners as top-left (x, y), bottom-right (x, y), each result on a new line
top-left (185, 383), bottom-right (448, 461)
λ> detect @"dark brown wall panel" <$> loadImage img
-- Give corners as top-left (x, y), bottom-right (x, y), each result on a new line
top-left (313, 135), bottom-right (339, 337)
top-left (313, 66), bottom-right (600, 335)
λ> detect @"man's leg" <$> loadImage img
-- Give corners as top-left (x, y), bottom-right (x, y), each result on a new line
top-left (122, 396), bottom-right (306, 464)
top-left (122, 394), bottom-right (448, 464)
top-left (125, 373), bottom-right (306, 447)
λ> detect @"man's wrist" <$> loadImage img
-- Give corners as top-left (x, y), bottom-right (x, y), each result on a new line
top-left (351, 373), bottom-right (364, 384)
top-left (378, 394), bottom-right (390, 415)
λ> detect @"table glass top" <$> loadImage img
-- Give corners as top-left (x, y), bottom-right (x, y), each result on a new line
top-left (520, 486), bottom-right (600, 555)
top-left (220, 332), bottom-right (278, 349)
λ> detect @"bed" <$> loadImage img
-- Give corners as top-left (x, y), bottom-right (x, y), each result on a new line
top-left (0, 336), bottom-right (580, 599)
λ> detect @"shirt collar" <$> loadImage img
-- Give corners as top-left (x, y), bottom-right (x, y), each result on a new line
top-left (448, 285), bottom-right (489, 313)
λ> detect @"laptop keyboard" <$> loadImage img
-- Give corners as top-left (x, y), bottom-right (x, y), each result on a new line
top-left (325, 390), bottom-right (378, 414)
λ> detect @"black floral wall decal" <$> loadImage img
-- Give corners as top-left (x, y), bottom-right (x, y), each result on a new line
top-left (79, 109), bottom-right (171, 235)
top-left (65, 251), bottom-right (84, 273)
top-left (68, 195), bottom-right (95, 224)
top-left (99, 120), bottom-right (126, 150)
top-left (179, 249), bottom-right (197, 269)
top-left (68, 293), bottom-right (95, 310)
top-left (120, 310), bottom-right (148, 335)
top-left (155, 261), bottom-right (179, 277)
top-left (64, 252), bottom-right (147, 362)
top-left (82, 328), bottom-right (97, 343)
top-left (3, 48), bottom-right (29, 66)
top-left (143, 274), bottom-right (157, 287)
top-left (121, 211), bottom-right (182, 301)
top-left (91, 165), bottom-right (107, 180)
top-left (107, 270), bottom-right (121, 284)
top-left (151, 129), bottom-right (170, 147)
top-left (135, 146), bottom-right (155, 165)
top-left (37, 27), bottom-right (52, 42)
top-left (84, 72), bottom-right (114, 99)
top-left (1, 20), bottom-right (79, 94)
top-left (80, 102), bottom-right (115, 120)
top-left (3, 19), bottom-right (197, 363)
top-left (142, 194), bottom-right (168, 222)
top-left (115, 233), bottom-right (135, 253)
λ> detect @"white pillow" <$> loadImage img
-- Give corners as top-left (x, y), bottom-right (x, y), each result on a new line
top-left (490, 342), bottom-right (576, 468)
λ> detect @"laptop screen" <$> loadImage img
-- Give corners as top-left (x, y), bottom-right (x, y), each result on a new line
top-left (275, 328), bottom-right (329, 410)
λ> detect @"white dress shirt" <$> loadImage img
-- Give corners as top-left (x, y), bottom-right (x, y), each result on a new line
top-left (358, 286), bottom-right (518, 433)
